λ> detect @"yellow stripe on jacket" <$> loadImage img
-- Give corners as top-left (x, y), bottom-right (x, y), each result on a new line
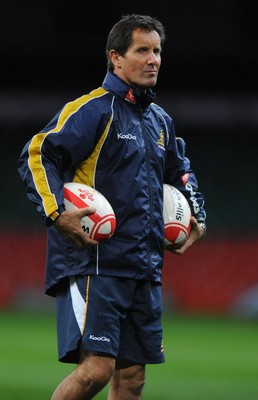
top-left (28, 87), bottom-right (108, 216)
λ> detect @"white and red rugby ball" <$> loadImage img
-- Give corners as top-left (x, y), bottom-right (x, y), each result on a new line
top-left (163, 184), bottom-right (191, 247)
top-left (63, 182), bottom-right (116, 242)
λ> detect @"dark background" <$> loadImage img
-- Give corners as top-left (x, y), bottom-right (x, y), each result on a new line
top-left (1, 1), bottom-right (258, 236)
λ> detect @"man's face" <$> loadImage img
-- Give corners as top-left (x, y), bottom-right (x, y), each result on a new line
top-left (111, 28), bottom-right (162, 90)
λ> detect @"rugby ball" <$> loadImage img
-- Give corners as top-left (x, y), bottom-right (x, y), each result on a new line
top-left (63, 182), bottom-right (116, 241)
top-left (163, 184), bottom-right (191, 247)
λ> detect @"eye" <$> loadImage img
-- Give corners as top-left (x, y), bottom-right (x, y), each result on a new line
top-left (154, 48), bottom-right (161, 56)
top-left (137, 47), bottom-right (148, 54)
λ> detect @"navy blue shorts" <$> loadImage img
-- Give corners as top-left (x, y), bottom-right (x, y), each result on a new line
top-left (55, 275), bottom-right (165, 365)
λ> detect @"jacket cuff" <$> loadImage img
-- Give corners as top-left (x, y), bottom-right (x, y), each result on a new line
top-left (45, 206), bottom-right (65, 227)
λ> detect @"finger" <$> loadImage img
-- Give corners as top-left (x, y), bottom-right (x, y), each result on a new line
top-left (173, 242), bottom-right (189, 255)
top-left (67, 230), bottom-right (99, 247)
top-left (190, 216), bottom-right (198, 228)
top-left (78, 236), bottom-right (99, 247)
top-left (76, 207), bottom-right (96, 218)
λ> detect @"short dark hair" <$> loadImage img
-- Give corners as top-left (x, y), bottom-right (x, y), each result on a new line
top-left (106, 14), bottom-right (166, 72)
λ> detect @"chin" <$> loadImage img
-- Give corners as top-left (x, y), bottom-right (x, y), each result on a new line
top-left (135, 80), bottom-right (157, 90)
top-left (146, 78), bottom-right (157, 87)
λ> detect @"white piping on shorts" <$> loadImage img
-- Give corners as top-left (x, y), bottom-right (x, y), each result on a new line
top-left (69, 276), bottom-right (85, 335)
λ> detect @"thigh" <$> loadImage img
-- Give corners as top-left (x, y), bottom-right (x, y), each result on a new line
top-left (56, 276), bottom-right (164, 365)
top-left (119, 281), bottom-right (165, 365)
top-left (74, 275), bottom-right (135, 359)
top-left (55, 275), bottom-right (128, 363)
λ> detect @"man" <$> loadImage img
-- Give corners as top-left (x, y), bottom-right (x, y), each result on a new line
top-left (18, 14), bottom-right (206, 400)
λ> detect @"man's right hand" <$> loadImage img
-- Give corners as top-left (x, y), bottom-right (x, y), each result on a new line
top-left (53, 207), bottom-right (99, 247)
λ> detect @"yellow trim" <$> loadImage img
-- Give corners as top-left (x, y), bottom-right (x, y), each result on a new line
top-left (82, 276), bottom-right (91, 334)
top-left (73, 113), bottom-right (113, 187)
top-left (28, 132), bottom-right (58, 215)
top-left (49, 210), bottom-right (60, 221)
top-left (27, 87), bottom-right (107, 216)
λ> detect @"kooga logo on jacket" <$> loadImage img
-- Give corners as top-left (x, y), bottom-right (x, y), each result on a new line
top-left (117, 132), bottom-right (136, 140)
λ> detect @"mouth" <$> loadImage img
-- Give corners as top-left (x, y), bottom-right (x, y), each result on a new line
top-left (145, 68), bottom-right (157, 72)
top-left (144, 70), bottom-right (157, 76)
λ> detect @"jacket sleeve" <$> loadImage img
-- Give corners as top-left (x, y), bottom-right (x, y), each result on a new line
top-left (17, 97), bottom-right (105, 226)
top-left (164, 120), bottom-right (206, 223)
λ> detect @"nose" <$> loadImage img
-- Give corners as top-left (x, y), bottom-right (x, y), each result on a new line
top-left (147, 52), bottom-right (159, 65)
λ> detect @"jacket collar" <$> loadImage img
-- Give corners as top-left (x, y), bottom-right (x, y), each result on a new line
top-left (102, 72), bottom-right (156, 109)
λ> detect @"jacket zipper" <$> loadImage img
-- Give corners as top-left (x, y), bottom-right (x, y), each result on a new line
top-left (140, 109), bottom-right (153, 273)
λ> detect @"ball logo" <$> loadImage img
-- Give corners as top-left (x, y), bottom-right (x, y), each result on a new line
top-left (64, 182), bottom-right (116, 241)
top-left (78, 188), bottom-right (95, 201)
top-left (81, 225), bottom-right (90, 234)
top-left (163, 184), bottom-right (191, 247)
top-left (174, 191), bottom-right (185, 221)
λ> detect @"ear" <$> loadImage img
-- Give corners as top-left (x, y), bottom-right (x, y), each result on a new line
top-left (109, 50), bottom-right (122, 69)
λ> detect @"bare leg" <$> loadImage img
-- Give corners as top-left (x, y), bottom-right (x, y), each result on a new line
top-left (107, 362), bottom-right (145, 400)
top-left (51, 351), bottom-right (115, 400)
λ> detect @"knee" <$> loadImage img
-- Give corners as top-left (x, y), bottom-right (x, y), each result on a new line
top-left (111, 364), bottom-right (146, 397)
top-left (126, 368), bottom-right (145, 395)
top-left (76, 357), bottom-right (115, 395)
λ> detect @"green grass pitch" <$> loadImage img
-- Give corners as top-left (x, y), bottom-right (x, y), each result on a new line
top-left (0, 310), bottom-right (258, 399)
